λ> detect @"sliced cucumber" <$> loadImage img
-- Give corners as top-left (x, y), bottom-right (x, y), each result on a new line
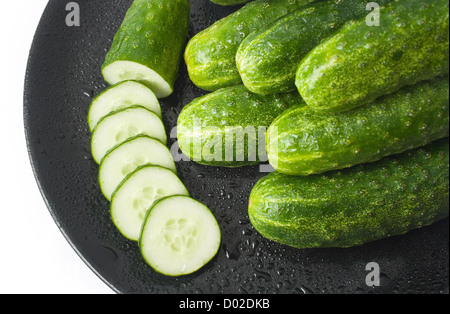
top-left (88, 81), bottom-right (161, 132)
top-left (91, 106), bottom-right (167, 164)
top-left (139, 195), bottom-right (221, 277)
top-left (99, 135), bottom-right (177, 201)
top-left (111, 165), bottom-right (189, 242)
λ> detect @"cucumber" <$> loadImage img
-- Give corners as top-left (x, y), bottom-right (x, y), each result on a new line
top-left (102, 0), bottom-right (190, 98)
top-left (99, 135), bottom-right (177, 201)
top-left (177, 85), bottom-right (304, 167)
top-left (139, 195), bottom-right (221, 277)
top-left (267, 76), bottom-right (449, 175)
top-left (296, 0), bottom-right (450, 113)
top-left (88, 80), bottom-right (161, 132)
top-left (91, 106), bottom-right (167, 164)
top-left (249, 138), bottom-right (450, 249)
top-left (236, 0), bottom-right (391, 95)
top-left (111, 165), bottom-right (189, 242)
top-left (211, 0), bottom-right (252, 5)
top-left (184, 0), bottom-right (315, 91)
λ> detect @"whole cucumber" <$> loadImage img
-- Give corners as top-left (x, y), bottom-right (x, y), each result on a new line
top-left (184, 0), bottom-right (315, 91)
top-left (177, 85), bottom-right (304, 167)
top-left (296, 0), bottom-right (449, 113)
top-left (236, 0), bottom-right (392, 95)
top-left (102, 0), bottom-right (190, 98)
top-left (267, 77), bottom-right (449, 175)
top-left (211, 0), bottom-right (252, 6)
top-left (249, 138), bottom-right (450, 249)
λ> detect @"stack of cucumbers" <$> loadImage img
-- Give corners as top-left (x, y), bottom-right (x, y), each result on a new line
top-left (88, 0), bottom-right (221, 277)
top-left (179, 0), bottom-right (449, 249)
top-left (87, 0), bottom-right (449, 276)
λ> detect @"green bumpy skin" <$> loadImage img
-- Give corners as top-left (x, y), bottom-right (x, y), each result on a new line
top-left (184, 0), bottom-right (315, 91)
top-left (237, 0), bottom-right (392, 95)
top-left (267, 76), bottom-right (449, 175)
top-left (249, 138), bottom-right (450, 249)
top-left (177, 85), bottom-right (304, 167)
top-left (211, 0), bottom-right (252, 6)
top-left (102, 0), bottom-right (190, 98)
top-left (296, 0), bottom-right (449, 113)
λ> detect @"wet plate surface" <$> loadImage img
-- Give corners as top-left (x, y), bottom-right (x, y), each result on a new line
top-left (24, 0), bottom-right (449, 294)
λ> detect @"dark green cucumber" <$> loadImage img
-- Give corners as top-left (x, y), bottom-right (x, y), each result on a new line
top-left (184, 0), bottom-right (315, 91)
top-left (237, 0), bottom-right (391, 95)
top-left (296, 0), bottom-right (449, 113)
top-left (177, 85), bottom-right (304, 167)
top-left (249, 138), bottom-right (450, 249)
top-left (102, 0), bottom-right (190, 98)
top-left (211, 0), bottom-right (252, 6)
top-left (267, 76), bottom-right (449, 175)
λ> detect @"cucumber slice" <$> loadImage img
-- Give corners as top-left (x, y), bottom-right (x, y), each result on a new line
top-left (88, 81), bottom-right (161, 132)
top-left (111, 165), bottom-right (189, 242)
top-left (91, 106), bottom-right (167, 164)
top-left (139, 195), bottom-right (221, 277)
top-left (99, 135), bottom-right (177, 201)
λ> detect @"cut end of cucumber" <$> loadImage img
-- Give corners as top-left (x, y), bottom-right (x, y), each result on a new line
top-left (102, 61), bottom-right (172, 99)
top-left (140, 195), bottom-right (221, 277)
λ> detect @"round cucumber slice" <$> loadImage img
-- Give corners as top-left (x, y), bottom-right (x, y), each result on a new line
top-left (99, 135), bottom-right (177, 201)
top-left (139, 195), bottom-right (221, 277)
top-left (91, 106), bottom-right (167, 164)
top-left (111, 165), bottom-right (189, 242)
top-left (88, 80), bottom-right (161, 132)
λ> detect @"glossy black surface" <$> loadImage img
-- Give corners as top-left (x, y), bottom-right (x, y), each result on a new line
top-left (24, 0), bottom-right (449, 294)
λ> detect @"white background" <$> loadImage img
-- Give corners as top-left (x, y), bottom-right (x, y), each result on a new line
top-left (0, 0), bottom-right (115, 294)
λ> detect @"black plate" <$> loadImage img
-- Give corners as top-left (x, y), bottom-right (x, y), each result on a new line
top-left (24, 0), bottom-right (449, 294)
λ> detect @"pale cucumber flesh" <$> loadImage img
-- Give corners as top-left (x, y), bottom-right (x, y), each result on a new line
top-left (99, 135), bottom-right (176, 201)
top-left (102, 61), bottom-right (172, 99)
top-left (110, 165), bottom-right (189, 242)
top-left (88, 80), bottom-right (161, 132)
top-left (139, 195), bottom-right (221, 277)
top-left (91, 106), bottom-right (167, 164)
